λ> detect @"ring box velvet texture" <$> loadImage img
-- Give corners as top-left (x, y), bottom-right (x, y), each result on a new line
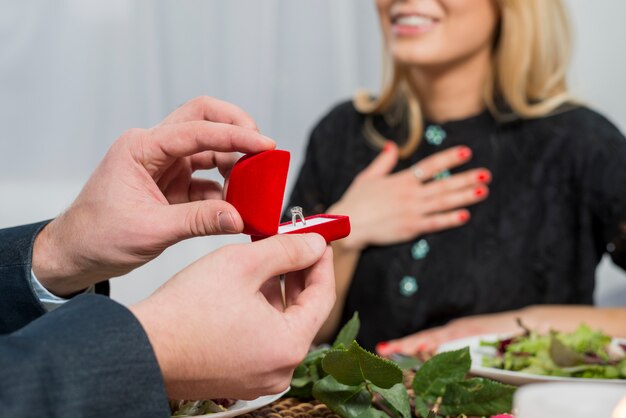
top-left (225, 150), bottom-right (350, 243)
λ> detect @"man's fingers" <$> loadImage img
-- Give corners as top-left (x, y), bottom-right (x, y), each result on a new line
top-left (188, 179), bottom-right (223, 202)
top-left (144, 121), bottom-right (274, 170)
top-left (163, 200), bottom-right (244, 241)
top-left (160, 96), bottom-right (259, 130)
top-left (356, 142), bottom-right (399, 181)
top-left (189, 152), bottom-right (239, 179)
top-left (259, 277), bottom-right (285, 311)
top-left (240, 234), bottom-right (327, 286)
top-left (283, 247), bottom-right (336, 342)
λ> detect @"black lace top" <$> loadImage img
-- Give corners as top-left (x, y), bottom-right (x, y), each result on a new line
top-left (285, 101), bottom-right (626, 350)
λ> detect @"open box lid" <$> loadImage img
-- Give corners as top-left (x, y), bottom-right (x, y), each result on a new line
top-left (225, 150), bottom-right (290, 236)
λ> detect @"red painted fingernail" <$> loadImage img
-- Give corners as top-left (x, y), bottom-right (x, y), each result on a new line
top-left (383, 141), bottom-right (393, 152)
top-left (458, 147), bottom-right (472, 160)
top-left (459, 211), bottom-right (470, 222)
top-left (477, 170), bottom-right (491, 183)
top-left (375, 342), bottom-right (389, 353)
top-left (474, 187), bottom-right (486, 197)
top-left (376, 341), bottom-right (401, 355)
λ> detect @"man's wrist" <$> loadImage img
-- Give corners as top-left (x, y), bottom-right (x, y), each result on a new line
top-left (32, 218), bottom-right (86, 297)
top-left (129, 301), bottom-right (180, 396)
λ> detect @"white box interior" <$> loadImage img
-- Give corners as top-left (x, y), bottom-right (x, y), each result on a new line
top-left (278, 217), bottom-right (334, 234)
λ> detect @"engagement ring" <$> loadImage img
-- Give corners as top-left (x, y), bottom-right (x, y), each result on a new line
top-left (290, 206), bottom-right (306, 227)
top-left (412, 166), bottom-right (426, 182)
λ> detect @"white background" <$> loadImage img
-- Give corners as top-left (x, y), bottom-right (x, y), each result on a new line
top-left (0, 0), bottom-right (624, 306)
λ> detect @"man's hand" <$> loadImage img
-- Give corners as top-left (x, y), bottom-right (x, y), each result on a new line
top-left (33, 96), bottom-right (275, 296)
top-left (130, 233), bottom-right (336, 400)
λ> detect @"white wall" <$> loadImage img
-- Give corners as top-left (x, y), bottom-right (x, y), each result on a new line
top-left (0, 0), bottom-right (624, 306)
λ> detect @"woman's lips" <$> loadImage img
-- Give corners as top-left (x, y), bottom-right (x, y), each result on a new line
top-left (391, 14), bottom-right (438, 36)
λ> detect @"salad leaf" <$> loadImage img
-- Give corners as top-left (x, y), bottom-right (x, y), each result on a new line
top-left (481, 323), bottom-right (625, 380)
top-left (549, 334), bottom-right (585, 367)
top-left (559, 324), bottom-right (611, 359)
top-left (172, 400), bottom-right (227, 416)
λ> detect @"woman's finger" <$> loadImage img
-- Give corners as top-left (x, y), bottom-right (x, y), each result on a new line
top-left (420, 184), bottom-right (489, 215)
top-left (393, 145), bottom-right (472, 182)
top-left (420, 168), bottom-right (491, 199)
top-left (415, 209), bottom-right (471, 235)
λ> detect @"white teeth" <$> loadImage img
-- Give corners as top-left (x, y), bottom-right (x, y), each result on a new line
top-left (395, 15), bottom-right (434, 27)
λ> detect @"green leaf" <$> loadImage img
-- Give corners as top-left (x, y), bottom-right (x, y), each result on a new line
top-left (357, 406), bottom-right (391, 418)
top-left (173, 400), bottom-right (226, 416)
top-left (309, 362), bottom-right (322, 382)
top-left (304, 346), bottom-right (329, 365)
top-left (312, 375), bottom-right (372, 418)
top-left (323, 341), bottom-right (403, 389)
top-left (371, 383), bottom-right (411, 418)
top-left (333, 312), bottom-right (361, 348)
top-left (549, 334), bottom-right (585, 367)
top-left (287, 364), bottom-right (314, 397)
top-left (286, 384), bottom-right (313, 398)
top-left (412, 347), bottom-right (471, 399)
top-left (291, 364), bottom-right (311, 387)
top-left (413, 397), bottom-right (431, 418)
top-left (438, 377), bottom-right (515, 416)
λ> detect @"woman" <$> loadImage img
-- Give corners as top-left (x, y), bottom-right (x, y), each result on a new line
top-left (285, 0), bottom-right (626, 353)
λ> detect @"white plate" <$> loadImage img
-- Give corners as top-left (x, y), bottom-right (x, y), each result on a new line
top-left (437, 334), bottom-right (626, 386)
top-left (177, 387), bottom-right (289, 418)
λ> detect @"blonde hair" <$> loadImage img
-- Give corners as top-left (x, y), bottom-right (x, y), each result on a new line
top-left (355, 0), bottom-right (573, 159)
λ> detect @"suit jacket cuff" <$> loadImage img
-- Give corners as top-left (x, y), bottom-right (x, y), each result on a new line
top-left (0, 221), bottom-right (50, 333)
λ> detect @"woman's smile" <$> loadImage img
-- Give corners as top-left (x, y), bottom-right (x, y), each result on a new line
top-left (391, 13), bottom-right (440, 36)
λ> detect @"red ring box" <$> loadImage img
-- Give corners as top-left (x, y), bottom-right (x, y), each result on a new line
top-left (225, 150), bottom-right (350, 243)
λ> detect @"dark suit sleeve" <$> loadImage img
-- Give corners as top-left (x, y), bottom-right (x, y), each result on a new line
top-left (0, 222), bottom-right (110, 334)
top-left (0, 221), bottom-right (49, 333)
top-left (0, 294), bottom-right (170, 418)
top-left (0, 224), bottom-right (169, 416)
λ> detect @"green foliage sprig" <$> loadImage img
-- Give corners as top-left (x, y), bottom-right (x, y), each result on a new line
top-left (288, 313), bottom-right (515, 418)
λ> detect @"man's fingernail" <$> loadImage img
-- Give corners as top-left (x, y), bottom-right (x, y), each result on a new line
top-left (303, 233), bottom-right (326, 254)
top-left (218, 211), bottom-right (239, 233)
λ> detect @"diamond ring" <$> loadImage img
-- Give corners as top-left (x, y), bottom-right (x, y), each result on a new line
top-left (290, 206), bottom-right (306, 227)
